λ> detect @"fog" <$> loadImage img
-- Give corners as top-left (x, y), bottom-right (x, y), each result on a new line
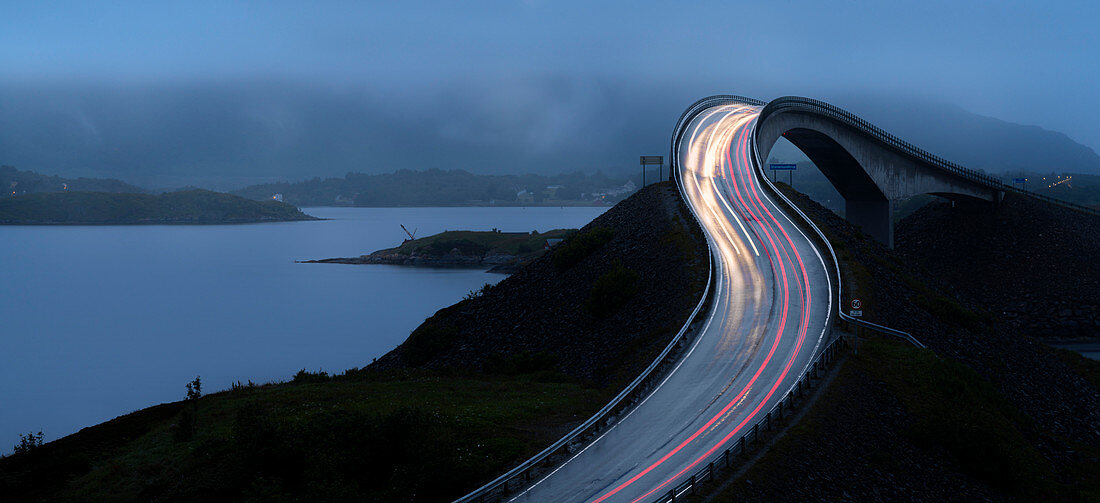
top-left (2, 1), bottom-right (1097, 185)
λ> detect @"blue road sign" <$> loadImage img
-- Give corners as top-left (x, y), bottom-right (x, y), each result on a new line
top-left (1013, 177), bottom-right (1026, 183)
top-left (769, 163), bottom-right (797, 171)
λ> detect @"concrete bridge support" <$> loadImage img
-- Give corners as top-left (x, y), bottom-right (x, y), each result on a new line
top-left (846, 199), bottom-right (893, 246)
top-left (755, 111), bottom-right (1002, 248)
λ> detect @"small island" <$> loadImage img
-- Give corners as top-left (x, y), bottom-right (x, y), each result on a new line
top-left (301, 228), bottom-right (573, 272)
top-left (0, 190), bottom-right (319, 225)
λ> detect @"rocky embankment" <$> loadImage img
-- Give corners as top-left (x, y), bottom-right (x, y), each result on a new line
top-left (715, 184), bottom-right (1100, 502)
top-left (896, 193), bottom-right (1100, 340)
top-left (370, 181), bottom-right (709, 385)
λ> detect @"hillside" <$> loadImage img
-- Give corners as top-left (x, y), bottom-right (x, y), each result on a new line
top-left (370, 182), bottom-right (708, 383)
top-left (0, 190), bottom-right (318, 225)
top-left (1, 165), bottom-right (145, 196)
top-left (708, 184), bottom-right (1100, 502)
top-left (0, 182), bottom-right (709, 502)
top-left (896, 193), bottom-right (1100, 339)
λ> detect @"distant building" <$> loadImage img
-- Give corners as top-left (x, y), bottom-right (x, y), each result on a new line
top-left (591, 180), bottom-right (638, 201)
top-left (544, 238), bottom-right (564, 250)
top-left (272, 193), bottom-right (283, 202)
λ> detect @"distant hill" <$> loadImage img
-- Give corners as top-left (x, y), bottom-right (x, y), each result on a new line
top-left (1, 165), bottom-right (145, 196)
top-left (835, 97), bottom-right (1100, 175)
top-left (0, 190), bottom-right (318, 224)
top-left (231, 169), bottom-right (635, 207)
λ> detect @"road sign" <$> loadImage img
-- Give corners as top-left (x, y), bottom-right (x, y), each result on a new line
top-left (1013, 178), bottom-right (1026, 183)
top-left (851, 299), bottom-right (862, 309)
top-left (640, 156), bottom-right (663, 187)
top-left (769, 163), bottom-right (797, 170)
top-left (849, 310), bottom-right (863, 317)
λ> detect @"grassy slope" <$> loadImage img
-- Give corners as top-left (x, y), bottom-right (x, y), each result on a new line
top-left (0, 371), bottom-right (604, 503)
top-left (0, 190), bottom-right (316, 224)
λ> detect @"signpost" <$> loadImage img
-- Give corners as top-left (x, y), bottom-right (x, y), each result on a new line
top-left (640, 156), bottom-right (663, 187)
top-left (1012, 177), bottom-right (1027, 191)
top-left (769, 163), bottom-right (797, 186)
top-left (849, 298), bottom-right (862, 317)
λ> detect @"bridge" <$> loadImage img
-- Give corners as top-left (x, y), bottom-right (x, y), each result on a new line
top-left (455, 95), bottom-right (1085, 503)
top-left (675, 95), bottom-right (1016, 248)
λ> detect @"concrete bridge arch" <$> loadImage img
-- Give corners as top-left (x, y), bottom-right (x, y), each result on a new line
top-left (751, 97), bottom-right (1005, 247)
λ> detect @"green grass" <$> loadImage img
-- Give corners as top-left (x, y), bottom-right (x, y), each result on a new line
top-left (402, 319), bottom-right (459, 365)
top-left (586, 261), bottom-right (639, 317)
top-left (861, 340), bottom-right (1052, 496)
top-left (3, 372), bottom-right (605, 503)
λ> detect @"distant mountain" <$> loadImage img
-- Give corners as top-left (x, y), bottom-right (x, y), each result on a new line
top-left (832, 96), bottom-right (1100, 175)
top-left (2, 81), bottom-right (1097, 185)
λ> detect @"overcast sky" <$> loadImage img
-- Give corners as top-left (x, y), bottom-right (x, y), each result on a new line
top-left (2, 0), bottom-right (1097, 181)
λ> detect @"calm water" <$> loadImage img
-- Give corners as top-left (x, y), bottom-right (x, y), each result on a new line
top-left (0, 206), bottom-right (606, 453)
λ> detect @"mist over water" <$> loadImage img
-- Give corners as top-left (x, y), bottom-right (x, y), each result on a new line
top-left (0, 206), bottom-right (607, 453)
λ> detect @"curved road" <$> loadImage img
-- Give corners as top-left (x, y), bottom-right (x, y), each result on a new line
top-left (509, 104), bottom-right (833, 503)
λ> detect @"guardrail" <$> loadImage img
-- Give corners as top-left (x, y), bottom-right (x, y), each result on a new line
top-left (453, 193), bottom-right (719, 503)
top-left (758, 96), bottom-right (1100, 217)
top-left (650, 336), bottom-right (848, 503)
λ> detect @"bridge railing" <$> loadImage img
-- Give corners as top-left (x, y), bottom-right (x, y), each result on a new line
top-left (757, 97), bottom-right (1100, 217)
top-left (452, 195), bottom-right (718, 503)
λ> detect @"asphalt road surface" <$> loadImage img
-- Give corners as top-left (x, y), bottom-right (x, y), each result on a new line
top-left (509, 103), bottom-right (833, 503)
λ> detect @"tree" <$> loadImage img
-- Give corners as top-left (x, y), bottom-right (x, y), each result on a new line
top-left (186, 375), bottom-right (202, 410)
top-left (13, 431), bottom-right (43, 454)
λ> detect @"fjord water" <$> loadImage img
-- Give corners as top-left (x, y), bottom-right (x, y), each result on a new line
top-left (0, 206), bottom-right (606, 453)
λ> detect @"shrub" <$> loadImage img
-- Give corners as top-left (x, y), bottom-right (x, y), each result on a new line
top-left (553, 227), bottom-right (614, 269)
top-left (292, 369), bottom-right (330, 384)
top-left (912, 294), bottom-right (986, 331)
top-left (586, 261), bottom-right (639, 317)
top-left (463, 283), bottom-right (494, 301)
top-left (403, 321), bottom-right (458, 365)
